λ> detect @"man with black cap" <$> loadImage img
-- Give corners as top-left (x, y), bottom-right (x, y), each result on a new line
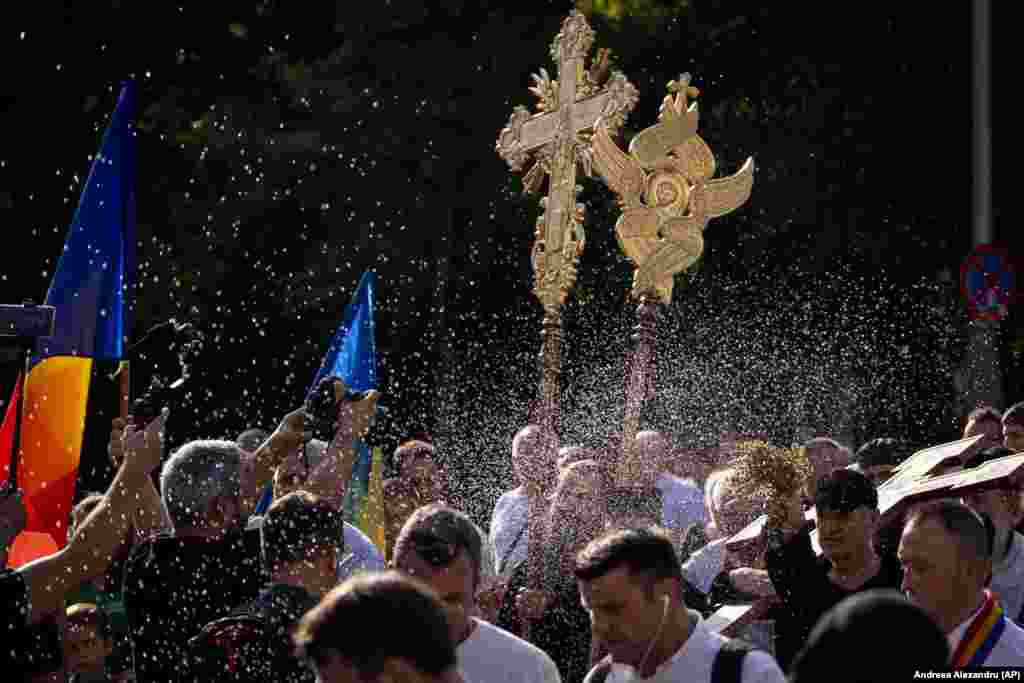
top-left (764, 468), bottom-right (903, 671)
top-left (960, 445), bottom-right (1024, 622)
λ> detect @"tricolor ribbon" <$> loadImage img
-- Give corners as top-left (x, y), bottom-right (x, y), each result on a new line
top-left (951, 590), bottom-right (1007, 668)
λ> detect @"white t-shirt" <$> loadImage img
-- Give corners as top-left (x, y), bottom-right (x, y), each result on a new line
top-left (990, 531), bottom-right (1024, 623)
top-left (656, 473), bottom-right (708, 533)
top-left (490, 487), bottom-right (531, 579)
top-left (948, 599), bottom-right (1024, 667)
top-left (599, 611), bottom-right (785, 683)
top-left (457, 617), bottom-right (562, 683)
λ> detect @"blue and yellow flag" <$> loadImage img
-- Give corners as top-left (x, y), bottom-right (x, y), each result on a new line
top-left (255, 272), bottom-right (384, 550)
top-left (312, 271), bottom-right (379, 537)
top-left (4, 82), bottom-right (135, 560)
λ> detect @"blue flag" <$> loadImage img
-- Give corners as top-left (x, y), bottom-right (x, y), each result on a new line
top-left (308, 270), bottom-right (377, 397)
top-left (254, 272), bottom-right (378, 516)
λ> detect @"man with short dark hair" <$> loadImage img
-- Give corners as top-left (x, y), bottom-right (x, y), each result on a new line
top-left (393, 503), bottom-right (560, 683)
top-left (899, 499), bottom-right (1024, 667)
top-left (849, 437), bottom-right (910, 487)
top-left (250, 437), bottom-right (385, 581)
top-left (1003, 402), bottom-right (1024, 453)
top-left (187, 491), bottom-right (342, 682)
top-left (765, 468), bottom-right (902, 671)
top-left (294, 571), bottom-right (460, 683)
top-left (576, 527), bottom-right (784, 682)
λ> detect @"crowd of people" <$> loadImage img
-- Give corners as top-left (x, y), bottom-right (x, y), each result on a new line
top-left (3, 381), bottom-right (1024, 681)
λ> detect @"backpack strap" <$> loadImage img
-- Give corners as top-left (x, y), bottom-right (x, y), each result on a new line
top-left (583, 655), bottom-right (615, 683)
top-left (711, 638), bottom-right (753, 683)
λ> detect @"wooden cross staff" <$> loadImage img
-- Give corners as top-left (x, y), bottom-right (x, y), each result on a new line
top-left (589, 74), bottom-right (755, 485)
top-left (495, 10), bottom-right (638, 639)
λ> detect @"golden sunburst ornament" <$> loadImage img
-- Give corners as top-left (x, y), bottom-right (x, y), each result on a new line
top-left (730, 440), bottom-right (812, 526)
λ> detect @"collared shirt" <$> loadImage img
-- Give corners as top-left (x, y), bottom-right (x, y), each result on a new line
top-left (601, 610), bottom-right (785, 683)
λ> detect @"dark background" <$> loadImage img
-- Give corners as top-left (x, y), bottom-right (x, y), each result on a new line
top-left (0, 1), bottom-right (1017, 525)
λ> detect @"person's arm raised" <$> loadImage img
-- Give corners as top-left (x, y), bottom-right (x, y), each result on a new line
top-left (18, 410), bottom-right (166, 623)
top-left (239, 407), bottom-right (309, 519)
top-left (109, 416), bottom-right (173, 542)
top-left (306, 382), bottom-right (380, 511)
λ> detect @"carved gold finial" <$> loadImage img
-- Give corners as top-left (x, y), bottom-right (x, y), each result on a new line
top-left (590, 76), bottom-right (755, 304)
top-left (496, 11), bottom-right (637, 310)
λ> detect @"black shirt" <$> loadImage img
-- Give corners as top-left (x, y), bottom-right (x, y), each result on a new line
top-left (1, 569), bottom-right (64, 676)
top-left (123, 527), bottom-right (265, 683)
top-left (765, 524), bottom-right (903, 672)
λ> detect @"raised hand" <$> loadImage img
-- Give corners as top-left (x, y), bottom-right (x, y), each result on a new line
top-left (122, 408), bottom-right (167, 476)
top-left (264, 405), bottom-right (307, 464)
top-left (332, 379), bottom-right (381, 443)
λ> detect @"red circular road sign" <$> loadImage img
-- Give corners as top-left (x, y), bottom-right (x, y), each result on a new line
top-left (961, 244), bottom-right (1017, 322)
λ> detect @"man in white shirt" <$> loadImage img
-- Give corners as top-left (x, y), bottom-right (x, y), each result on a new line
top-left (636, 431), bottom-right (708, 537)
top-left (899, 499), bottom-right (1024, 668)
top-left (491, 426), bottom-right (572, 580)
top-left (395, 502), bottom-right (561, 683)
top-left (576, 527), bottom-right (785, 683)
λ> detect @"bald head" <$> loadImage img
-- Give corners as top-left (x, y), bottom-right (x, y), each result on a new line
top-left (512, 425), bottom-right (553, 486)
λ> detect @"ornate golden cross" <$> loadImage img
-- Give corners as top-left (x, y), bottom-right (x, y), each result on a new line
top-left (494, 10), bottom-right (637, 640)
top-left (496, 10), bottom-right (638, 440)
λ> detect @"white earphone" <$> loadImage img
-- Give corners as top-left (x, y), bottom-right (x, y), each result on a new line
top-left (636, 594), bottom-right (672, 675)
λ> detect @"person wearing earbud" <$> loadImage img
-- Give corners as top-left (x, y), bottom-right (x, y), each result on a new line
top-left (575, 527), bottom-right (784, 682)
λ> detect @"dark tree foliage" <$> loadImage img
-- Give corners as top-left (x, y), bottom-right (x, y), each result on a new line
top-left (0, 1), bottom-right (1017, 525)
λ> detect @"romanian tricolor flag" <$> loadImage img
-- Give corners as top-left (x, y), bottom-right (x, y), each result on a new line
top-left (2, 82), bottom-right (135, 564)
